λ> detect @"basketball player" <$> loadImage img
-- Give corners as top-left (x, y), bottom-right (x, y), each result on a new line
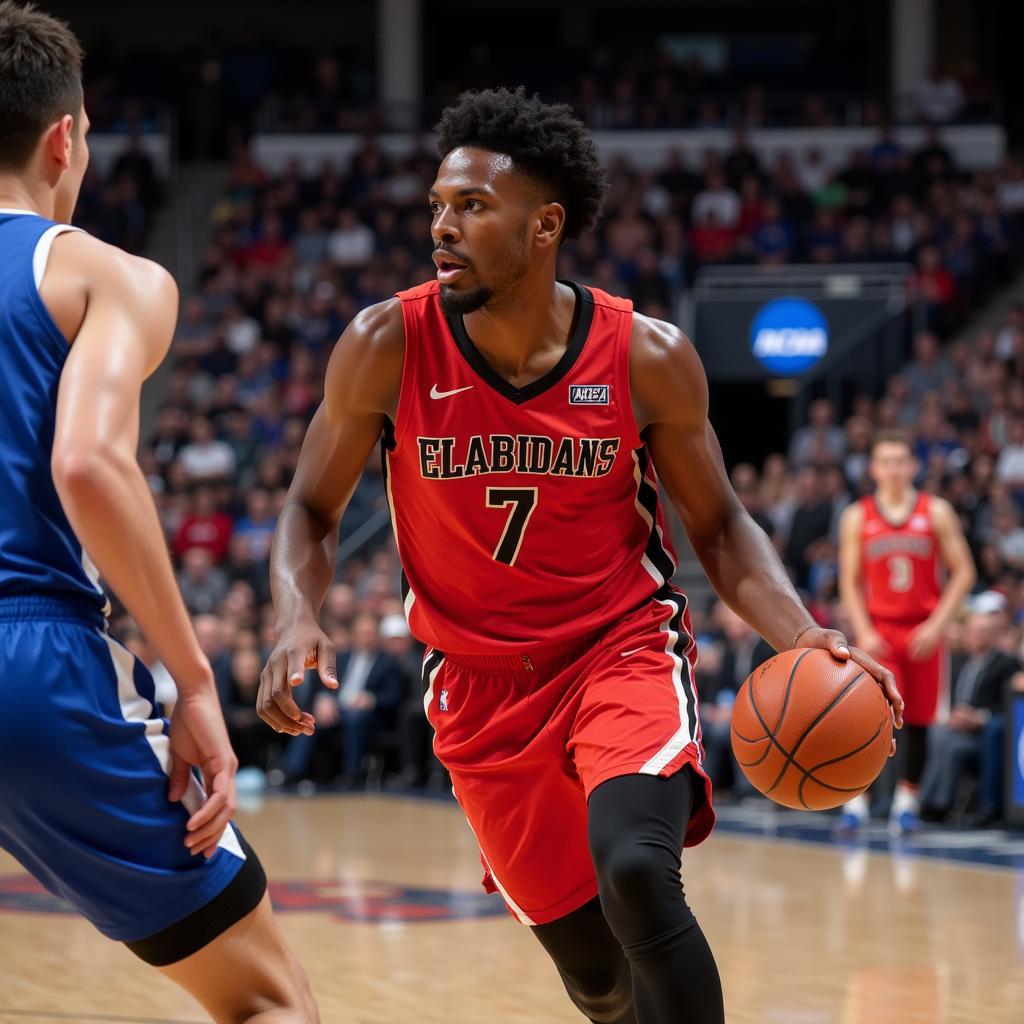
top-left (838, 430), bottom-right (975, 836)
top-left (0, 6), bottom-right (316, 1020)
top-left (259, 88), bottom-right (902, 1024)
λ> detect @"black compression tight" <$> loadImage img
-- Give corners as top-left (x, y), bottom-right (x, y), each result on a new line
top-left (532, 771), bottom-right (724, 1024)
top-left (900, 724), bottom-right (928, 787)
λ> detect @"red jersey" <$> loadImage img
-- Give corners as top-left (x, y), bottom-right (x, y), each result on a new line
top-left (859, 492), bottom-right (942, 622)
top-left (385, 280), bottom-right (678, 655)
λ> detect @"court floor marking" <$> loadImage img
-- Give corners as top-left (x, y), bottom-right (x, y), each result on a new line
top-left (711, 803), bottom-right (1024, 873)
top-left (709, 826), bottom-right (1024, 882)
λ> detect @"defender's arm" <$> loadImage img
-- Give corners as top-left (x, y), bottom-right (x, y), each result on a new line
top-left (51, 235), bottom-right (235, 854)
top-left (52, 235), bottom-right (207, 687)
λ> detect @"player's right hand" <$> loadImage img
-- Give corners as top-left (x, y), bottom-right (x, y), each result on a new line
top-left (257, 617), bottom-right (337, 736)
top-left (167, 685), bottom-right (239, 858)
top-left (857, 628), bottom-right (890, 660)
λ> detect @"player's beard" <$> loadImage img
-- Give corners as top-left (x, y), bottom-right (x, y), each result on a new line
top-left (439, 281), bottom-right (493, 315)
top-left (438, 225), bottom-right (531, 316)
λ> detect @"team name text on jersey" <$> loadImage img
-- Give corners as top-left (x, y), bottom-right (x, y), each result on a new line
top-left (417, 434), bottom-right (621, 480)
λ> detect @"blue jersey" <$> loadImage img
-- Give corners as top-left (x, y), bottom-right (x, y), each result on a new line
top-left (0, 212), bottom-right (257, 948)
top-left (0, 209), bottom-right (107, 613)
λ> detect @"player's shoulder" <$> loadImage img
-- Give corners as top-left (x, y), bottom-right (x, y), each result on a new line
top-left (840, 497), bottom-right (867, 529)
top-left (51, 230), bottom-right (176, 303)
top-left (923, 492), bottom-right (957, 527)
top-left (326, 298), bottom-right (405, 415)
top-left (629, 310), bottom-right (704, 392)
top-left (628, 312), bottom-right (708, 428)
top-left (341, 297), bottom-right (405, 355)
top-left (629, 310), bottom-right (694, 361)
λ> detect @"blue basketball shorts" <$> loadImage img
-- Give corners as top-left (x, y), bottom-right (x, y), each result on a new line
top-left (0, 595), bottom-right (261, 952)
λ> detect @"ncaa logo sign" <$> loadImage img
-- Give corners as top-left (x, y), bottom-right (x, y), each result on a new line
top-left (749, 297), bottom-right (829, 376)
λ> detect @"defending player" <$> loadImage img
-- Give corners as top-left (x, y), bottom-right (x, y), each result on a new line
top-left (0, 5), bottom-right (316, 1020)
top-left (838, 430), bottom-right (975, 835)
top-left (259, 89), bottom-right (902, 1024)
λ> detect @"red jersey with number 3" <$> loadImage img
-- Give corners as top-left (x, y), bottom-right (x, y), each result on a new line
top-left (383, 279), bottom-right (678, 655)
top-left (859, 492), bottom-right (941, 622)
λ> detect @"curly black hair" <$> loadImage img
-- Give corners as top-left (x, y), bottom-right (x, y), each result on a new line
top-left (435, 87), bottom-right (608, 241)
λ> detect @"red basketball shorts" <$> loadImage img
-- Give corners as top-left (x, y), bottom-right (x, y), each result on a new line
top-left (422, 586), bottom-right (715, 926)
top-left (874, 618), bottom-right (949, 727)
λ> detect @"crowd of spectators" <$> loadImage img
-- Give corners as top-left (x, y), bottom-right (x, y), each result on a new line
top-left (186, 125), bottom-right (1024, 339)
top-left (119, 121), bottom-right (1024, 824)
top-left (260, 50), bottom-right (992, 134)
top-left (72, 132), bottom-right (161, 253)
top-left (74, 22), bottom-right (994, 147)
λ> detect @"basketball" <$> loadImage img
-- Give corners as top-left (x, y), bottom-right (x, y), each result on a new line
top-left (730, 648), bottom-right (893, 811)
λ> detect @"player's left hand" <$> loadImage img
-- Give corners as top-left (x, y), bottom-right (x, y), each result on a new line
top-left (906, 618), bottom-right (943, 661)
top-left (797, 627), bottom-right (904, 750)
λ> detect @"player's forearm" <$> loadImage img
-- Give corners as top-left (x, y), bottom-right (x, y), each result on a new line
top-left (690, 507), bottom-right (814, 652)
top-left (928, 564), bottom-right (977, 629)
top-left (54, 451), bottom-right (213, 692)
top-left (270, 501), bottom-right (340, 629)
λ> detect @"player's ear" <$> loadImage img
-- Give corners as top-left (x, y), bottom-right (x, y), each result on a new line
top-left (43, 114), bottom-right (74, 173)
top-left (534, 202), bottom-right (566, 250)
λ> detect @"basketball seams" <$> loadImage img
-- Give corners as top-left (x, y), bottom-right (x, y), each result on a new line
top-left (795, 715), bottom-right (889, 809)
top-left (740, 651), bottom-right (814, 771)
top-left (768, 650), bottom-right (804, 738)
top-left (737, 657), bottom-right (874, 797)
top-left (731, 649), bottom-right (892, 810)
top-left (731, 681), bottom-right (773, 765)
top-left (762, 670), bottom-right (867, 795)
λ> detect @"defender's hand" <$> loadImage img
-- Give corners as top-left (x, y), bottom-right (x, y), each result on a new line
top-left (258, 618), bottom-right (337, 736)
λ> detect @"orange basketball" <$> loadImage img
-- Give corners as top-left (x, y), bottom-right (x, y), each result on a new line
top-left (729, 647), bottom-right (893, 810)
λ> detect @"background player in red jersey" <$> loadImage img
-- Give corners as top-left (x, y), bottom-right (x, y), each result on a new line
top-left (838, 431), bottom-right (975, 836)
top-left (258, 88), bottom-right (902, 1024)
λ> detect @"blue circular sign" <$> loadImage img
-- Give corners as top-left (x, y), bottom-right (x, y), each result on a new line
top-left (749, 297), bottom-right (829, 376)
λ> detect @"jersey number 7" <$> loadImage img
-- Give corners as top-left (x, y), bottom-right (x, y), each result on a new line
top-left (486, 487), bottom-right (538, 566)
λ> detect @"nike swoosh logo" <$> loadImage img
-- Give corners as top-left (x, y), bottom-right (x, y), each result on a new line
top-left (430, 384), bottom-right (474, 400)
top-left (620, 647), bottom-right (648, 658)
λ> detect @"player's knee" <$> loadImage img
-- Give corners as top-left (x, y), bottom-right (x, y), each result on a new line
top-left (592, 837), bottom-right (679, 914)
top-left (561, 962), bottom-right (632, 1024)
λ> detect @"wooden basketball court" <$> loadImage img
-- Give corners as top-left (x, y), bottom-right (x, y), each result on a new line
top-left (0, 793), bottom-right (1021, 1023)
